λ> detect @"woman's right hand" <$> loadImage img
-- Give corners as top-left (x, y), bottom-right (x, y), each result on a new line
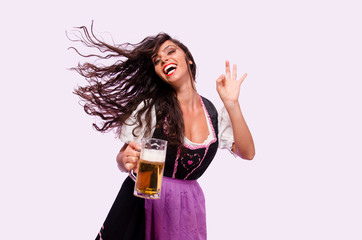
top-left (116, 141), bottom-right (141, 173)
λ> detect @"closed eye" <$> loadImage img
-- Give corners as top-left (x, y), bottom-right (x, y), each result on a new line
top-left (167, 49), bottom-right (176, 55)
top-left (153, 58), bottom-right (161, 65)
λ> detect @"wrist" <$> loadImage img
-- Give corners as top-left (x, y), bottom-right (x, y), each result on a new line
top-left (223, 101), bottom-right (240, 111)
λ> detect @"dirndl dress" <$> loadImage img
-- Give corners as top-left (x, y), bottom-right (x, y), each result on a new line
top-left (95, 96), bottom-right (234, 240)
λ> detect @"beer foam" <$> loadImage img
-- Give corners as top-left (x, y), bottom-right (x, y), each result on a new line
top-left (141, 149), bottom-right (165, 163)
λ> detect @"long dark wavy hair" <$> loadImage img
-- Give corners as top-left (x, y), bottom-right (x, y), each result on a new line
top-left (68, 22), bottom-right (197, 148)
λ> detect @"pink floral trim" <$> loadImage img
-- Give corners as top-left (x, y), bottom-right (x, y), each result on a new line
top-left (163, 114), bottom-right (169, 135)
top-left (172, 148), bottom-right (181, 178)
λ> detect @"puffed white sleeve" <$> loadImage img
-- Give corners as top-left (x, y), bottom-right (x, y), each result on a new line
top-left (118, 102), bottom-right (156, 144)
top-left (218, 107), bottom-right (235, 152)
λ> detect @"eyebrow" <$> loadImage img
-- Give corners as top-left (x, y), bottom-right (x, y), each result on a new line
top-left (161, 45), bottom-right (175, 52)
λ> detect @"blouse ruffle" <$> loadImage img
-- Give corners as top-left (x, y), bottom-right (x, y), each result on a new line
top-left (119, 100), bottom-right (234, 151)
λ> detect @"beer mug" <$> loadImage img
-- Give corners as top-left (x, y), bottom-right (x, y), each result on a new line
top-left (129, 138), bottom-right (167, 199)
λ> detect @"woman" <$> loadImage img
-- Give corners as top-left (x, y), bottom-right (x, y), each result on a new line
top-left (70, 23), bottom-right (255, 240)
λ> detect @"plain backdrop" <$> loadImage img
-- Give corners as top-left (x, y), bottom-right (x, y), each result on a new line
top-left (1, 0), bottom-right (361, 239)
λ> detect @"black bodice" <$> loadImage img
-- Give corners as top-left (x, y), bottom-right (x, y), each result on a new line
top-left (152, 96), bottom-right (219, 180)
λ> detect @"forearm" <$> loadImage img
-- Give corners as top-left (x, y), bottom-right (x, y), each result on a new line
top-left (224, 102), bottom-right (255, 160)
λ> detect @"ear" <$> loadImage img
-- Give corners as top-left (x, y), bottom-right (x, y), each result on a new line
top-left (189, 60), bottom-right (193, 65)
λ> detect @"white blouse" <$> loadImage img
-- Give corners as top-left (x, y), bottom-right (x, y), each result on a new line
top-left (119, 101), bottom-right (234, 151)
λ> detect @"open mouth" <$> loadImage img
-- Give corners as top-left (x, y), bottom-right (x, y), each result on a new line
top-left (163, 63), bottom-right (177, 76)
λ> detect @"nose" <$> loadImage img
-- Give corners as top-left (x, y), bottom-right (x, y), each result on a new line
top-left (161, 54), bottom-right (169, 65)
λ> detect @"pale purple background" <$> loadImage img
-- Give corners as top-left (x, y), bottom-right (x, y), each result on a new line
top-left (1, 0), bottom-right (361, 239)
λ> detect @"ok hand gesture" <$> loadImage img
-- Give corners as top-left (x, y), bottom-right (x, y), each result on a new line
top-left (216, 60), bottom-right (247, 107)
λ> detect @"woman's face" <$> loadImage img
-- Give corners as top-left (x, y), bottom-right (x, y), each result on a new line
top-left (152, 40), bottom-right (192, 86)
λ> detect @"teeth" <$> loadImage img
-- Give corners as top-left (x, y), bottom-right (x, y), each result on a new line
top-left (164, 64), bottom-right (177, 75)
top-left (168, 69), bottom-right (176, 75)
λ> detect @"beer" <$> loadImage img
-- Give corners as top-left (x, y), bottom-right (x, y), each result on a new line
top-left (129, 138), bottom-right (167, 199)
top-left (134, 149), bottom-right (165, 199)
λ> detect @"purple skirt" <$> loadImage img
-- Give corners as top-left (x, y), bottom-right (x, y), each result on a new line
top-left (144, 176), bottom-right (207, 240)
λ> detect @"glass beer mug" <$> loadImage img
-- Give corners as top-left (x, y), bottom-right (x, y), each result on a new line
top-left (129, 138), bottom-right (167, 199)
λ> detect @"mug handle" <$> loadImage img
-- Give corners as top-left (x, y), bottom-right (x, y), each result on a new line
top-left (129, 170), bottom-right (137, 182)
top-left (128, 148), bottom-right (141, 182)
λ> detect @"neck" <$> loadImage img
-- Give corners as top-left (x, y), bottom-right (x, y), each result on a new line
top-left (176, 86), bottom-right (200, 110)
top-left (170, 75), bottom-right (200, 109)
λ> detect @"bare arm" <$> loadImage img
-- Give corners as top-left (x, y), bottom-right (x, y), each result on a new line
top-left (216, 61), bottom-right (255, 160)
top-left (225, 102), bottom-right (255, 160)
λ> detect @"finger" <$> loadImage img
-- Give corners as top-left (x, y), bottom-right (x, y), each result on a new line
top-left (125, 155), bottom-right (139, 163)
top-left (124, 148), bottom-right (140, 160)
top-left (238, 73), bottom-right (248, 86)
top-left (126, 143), bottom-right (141, 158)
top-left (225, 60), bottom-right (231, 79)
top-left (123, 155), bottom-right (140, 171)
top-left (124, 162), bottom-right (136, 171)
top-left (216, 74), bottom-right (225, 84)
top-left (232, 64), bottom-right (237, 80)
top-left (128, 141), bottom-right (141, 151)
